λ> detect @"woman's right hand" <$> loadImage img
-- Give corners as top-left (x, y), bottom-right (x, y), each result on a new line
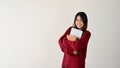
top-left (66, 35), bottom-right (77, 41)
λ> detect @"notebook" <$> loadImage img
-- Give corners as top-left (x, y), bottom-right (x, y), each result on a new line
top-left (70, 28), bottom-right (82, 39)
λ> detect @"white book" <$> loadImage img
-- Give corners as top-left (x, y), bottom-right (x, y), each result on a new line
top-left (70, 28), bottom-right (83, 39)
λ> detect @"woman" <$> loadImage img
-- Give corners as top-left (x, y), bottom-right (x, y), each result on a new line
top-left (58, 12), bottom-right (91, 68)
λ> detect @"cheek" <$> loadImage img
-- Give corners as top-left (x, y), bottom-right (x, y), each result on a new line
top-left (76, 22), bottom-right (81, 26)
top-left (75, 22), bottom-right (80, 28)
top-left (77, 22), bottom-right (84, 28)
top-left (81, 23), bottom-right (84, 27)
top-left (75, 21), bottom-right (78, 26)
top-left (75, 21), bottom-right (80, 25)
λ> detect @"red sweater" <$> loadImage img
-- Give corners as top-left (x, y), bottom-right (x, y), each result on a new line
top-left (58, 27), bottom-right (91, 68)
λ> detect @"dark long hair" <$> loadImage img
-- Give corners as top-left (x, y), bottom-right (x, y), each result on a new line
top-left (73, 12), bottom-right (88, 32)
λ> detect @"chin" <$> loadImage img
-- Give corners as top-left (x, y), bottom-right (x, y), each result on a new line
top-left (77, 27), bottom-right (81, 29)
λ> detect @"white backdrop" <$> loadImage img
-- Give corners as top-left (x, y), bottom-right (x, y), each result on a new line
top-left (0, 0), bottom-right (120, 68)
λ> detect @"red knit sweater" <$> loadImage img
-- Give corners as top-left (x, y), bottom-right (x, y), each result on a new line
top-left (58, 26), bottom-right (91, 68)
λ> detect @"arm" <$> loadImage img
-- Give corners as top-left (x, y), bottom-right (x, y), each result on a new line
top-left (58, 27), bottom-right (74, 55)
top-left (63, 31), bottom-right (91, 50)
top-left (73, 31), bottom-right (91, 50)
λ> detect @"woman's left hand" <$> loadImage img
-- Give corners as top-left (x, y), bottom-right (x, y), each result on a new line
top-left (73, 50), bottom-right (79, 55)
top-left (67, 35), bottom-right (77, 41)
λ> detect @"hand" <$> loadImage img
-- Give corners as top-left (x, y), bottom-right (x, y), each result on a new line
top-left (73, 50), bottom-right (79, 55)
top-left (66, 35), bottom-right (77, 41)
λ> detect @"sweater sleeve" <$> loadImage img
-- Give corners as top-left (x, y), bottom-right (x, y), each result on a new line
top-left (58, 27), bottom-right (74, 55)
top-left (63, 30), bottom-right (91, 50)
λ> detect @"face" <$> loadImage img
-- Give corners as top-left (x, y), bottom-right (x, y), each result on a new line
top-left (75, 16), bottom-right (84, 29)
